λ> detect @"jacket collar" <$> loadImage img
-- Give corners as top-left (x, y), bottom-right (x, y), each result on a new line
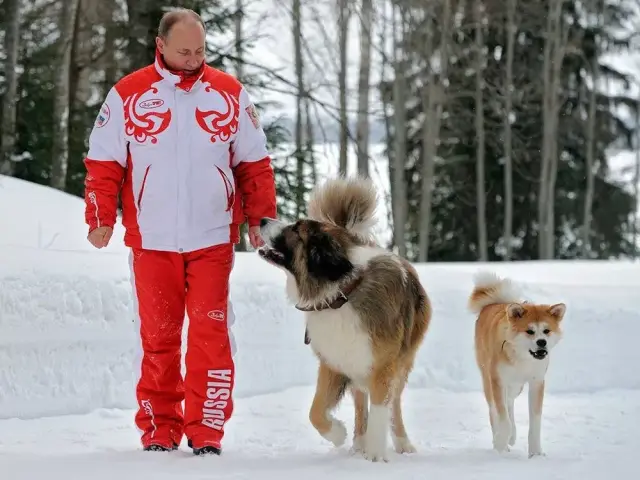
top-left (153, 48), bottom-right (205, 92)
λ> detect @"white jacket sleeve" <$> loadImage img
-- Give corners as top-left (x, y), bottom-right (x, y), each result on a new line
top-left (230, 87), bottom-right (270, 167)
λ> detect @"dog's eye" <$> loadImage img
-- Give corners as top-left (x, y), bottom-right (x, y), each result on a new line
top-left (526, 329), bottom-right (535, 335)
top-left (543, 329), bottom-right (550, 335)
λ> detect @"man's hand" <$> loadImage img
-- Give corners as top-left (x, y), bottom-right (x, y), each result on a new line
top-left (248, 225), bottom-right (264, 249)
top-left (88, 226), bottom-right (113, 249)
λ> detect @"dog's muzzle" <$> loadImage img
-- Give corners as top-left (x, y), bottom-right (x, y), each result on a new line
top-left (257, 246), bottom-right (285, 265)
top-left (529, 349), bottom-right (548, 360)
top-left (259, 217), bottom-right (285, 247)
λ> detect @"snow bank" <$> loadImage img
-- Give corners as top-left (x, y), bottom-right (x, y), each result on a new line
top-left (2, 245), bottom-right (639, 419)
top-left (0, 174), bottom-right (128, 253)
top-left (1, 175), bottom-right (639, 419)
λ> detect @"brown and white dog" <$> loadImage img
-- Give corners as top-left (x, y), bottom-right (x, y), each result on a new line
top-left (467, 271), bottom-right (566, 457)
top-left (257, 176), bottom-right (431, 462)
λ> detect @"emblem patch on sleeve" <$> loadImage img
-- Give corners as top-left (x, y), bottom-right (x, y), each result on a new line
top-left (95, 103), bottom-right (110, 128)
top-left (245, 103), bottom-right (260, 129)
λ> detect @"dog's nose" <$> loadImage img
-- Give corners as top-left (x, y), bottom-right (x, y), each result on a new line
top-left (260, 218), bottom-right (270, 228)
top-left (536, 339), bottom-right (547, 348)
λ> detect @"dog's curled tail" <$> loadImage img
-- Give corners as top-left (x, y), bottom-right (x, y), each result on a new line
top-left (308, 175), bottom-right (378, 240)
top-left (467, 271), bottom-right (521, 314)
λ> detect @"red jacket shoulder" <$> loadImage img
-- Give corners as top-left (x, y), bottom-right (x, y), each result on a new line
top-left (201, 65), bottom-right (243, 97)
top-left (113, 65), bottom-right (161, 100)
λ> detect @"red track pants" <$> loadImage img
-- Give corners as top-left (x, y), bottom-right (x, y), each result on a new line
top-left (129, 243), bottom-right (236, 450)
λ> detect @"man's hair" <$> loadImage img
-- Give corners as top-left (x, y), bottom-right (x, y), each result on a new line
top-left (158, 8), bottom-right (205, 39)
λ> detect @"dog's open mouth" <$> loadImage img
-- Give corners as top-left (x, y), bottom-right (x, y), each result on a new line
top-left (529, 349), bottom-right (548, 360)
top-left (258, 246), bottom-right (285, 266)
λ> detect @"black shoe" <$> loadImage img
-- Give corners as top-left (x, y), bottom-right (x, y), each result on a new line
top-left (143, 443), bottom-right (178, 452)
top-left (193, 445), bottom-right (222, 456)
top-left (187, 440), bottom-right (221, 456)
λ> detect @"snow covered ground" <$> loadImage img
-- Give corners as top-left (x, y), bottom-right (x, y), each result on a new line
top-left (1, 174), bottom-right (640, 478)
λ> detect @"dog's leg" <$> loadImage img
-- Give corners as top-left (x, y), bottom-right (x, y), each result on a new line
top-left (480, 368), bottom-right (496, 439)
top-left (490, 370), bottom-right (511, 453)
top-left (308, 361), bottom-right (349, 447)
top-left (391, 369), bottom-right (416, 454)
top-left (362, 365), bottom-right (395, 462)
top-left (507, 385), bottom-right (522, 446)
top-left (350, 387), bottom-right (368, 454)
top-left (507, 395), bottom-right (516, 446)
top-left (527, 379), bottom-right (545, 458)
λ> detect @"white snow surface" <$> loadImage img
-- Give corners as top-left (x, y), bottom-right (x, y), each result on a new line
top-left (1, 174), bottom-right (640, 478)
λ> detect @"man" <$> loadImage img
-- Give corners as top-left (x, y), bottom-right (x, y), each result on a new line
top-left (83, 8), bottom-right (277, 456)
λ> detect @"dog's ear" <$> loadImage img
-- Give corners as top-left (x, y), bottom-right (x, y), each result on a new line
top-left (548, 303), bottom-right (566, 320)
top-left (507, 303), bottom-right (525, 320)
top-left (307, 232), bottom-right (353, 282)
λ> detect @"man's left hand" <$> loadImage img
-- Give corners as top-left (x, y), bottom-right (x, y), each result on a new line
top-left (248, 225), bottom-right (264, 249)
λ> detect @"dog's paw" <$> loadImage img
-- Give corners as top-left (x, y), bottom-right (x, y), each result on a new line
top-left (321, 419), bottom-right (347, 447)
top-left (392, 436), bottom-right (416, 454)
top-left (362, 446), bottom-right (389, 462)
top-left (493, 420), bottom-right (511, 453)
top-left (528, 446), bottom-right (545, 458)
top-left (349, 435), bottom-right (365, 455)
top-left (362, 435), bottom-right (389, 462)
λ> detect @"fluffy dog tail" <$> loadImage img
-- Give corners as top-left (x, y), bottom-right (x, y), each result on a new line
top-left (467, 271), bottom-right (521, 314)
top-left (308, 175), bottom-right (378, 240)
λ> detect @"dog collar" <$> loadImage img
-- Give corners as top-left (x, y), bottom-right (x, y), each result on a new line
top-left (295, 272), bottom-right (365, 314)
top-left (297, 273), bottom-right (364, 345)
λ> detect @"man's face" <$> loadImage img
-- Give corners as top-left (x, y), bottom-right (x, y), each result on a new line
top-left (156, 20), bottom-right (206, 74)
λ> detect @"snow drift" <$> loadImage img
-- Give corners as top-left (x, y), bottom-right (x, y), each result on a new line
top-left (1, 174), bottom-right (640, 420)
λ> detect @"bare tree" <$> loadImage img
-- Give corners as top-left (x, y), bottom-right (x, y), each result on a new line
top-left (355, 0), bottom-right (374, 176)
top-left (502, 0), bottom-right (517, 261)
top-left (538, 0), bottom-right (569, 258)
top-left (50, 0), bottom-right (81, 190)
top-left (99, 0), bottom-right (119, 97)
top-left (474, 0), bottom-right (488, 261)
top-left (580, 0), bottom-right (604, 258)
top-left (235, 0), bottom-right (245, 81)
top-left (391, 1), bottom-right (408, 257)
top-left (71, 0), bottom-right (100, 118)
top-left (634, 109), bottom-right (640, 258)
top-left (417, 0), bottom-right (452, 262)
top-left (293, 0), bottom-right (305, 216)
top-left (338, 0), bottom-right (351, 174)
top-left (235, 0), bottom-right (249, 251)
top-left (0, 0), bottom-right (23, 176)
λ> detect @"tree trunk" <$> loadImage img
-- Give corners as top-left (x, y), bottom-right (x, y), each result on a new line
top-left (235, 0), bottom-right (244, 81)
top-left (634, 109), bottom-right (640, 258)
top-left (235, 0), bottom-right (248, 251)
top-left (338, 0), bottom-right (351, 174)
top-left (355, 0), bottom-right (373, 177)
top-left (293, 0), bottom-right (305, 217)
top-left (581, 0), bottom-right (602, 258)
top-left (538, 0), bottom-right (565, 259)
top-left (125, 0), bottom-right (154, 71)
top-left (417, 0), bottom-right (451, 262)
top-left (502, 0), bottom-right (516, 261)
top-left (0, 0), bottom-right (22, 176)
top-left (70, 0), bottom-right (97, 116)
top-left (305, 96), bottom-right (317, 186)
top-left (392, 2), bottom-right (408, 257)
top-left (101, 0), bottom-right (118, 97)
top-left (380, 0), bottom-right (396, 249)
top-left (50, 0), bottom-right (81, 191)
top-left (474, 0), bottom-right (488, 262)
top-left (544, 0), bottom-right (569, 259)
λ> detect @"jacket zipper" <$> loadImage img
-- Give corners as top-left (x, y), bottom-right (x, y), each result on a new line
top-left (174, 89), bottom-right (180, 250)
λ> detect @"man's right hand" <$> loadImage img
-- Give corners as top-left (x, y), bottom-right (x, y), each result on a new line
top-left (88, 226), bottom-right (113, 249)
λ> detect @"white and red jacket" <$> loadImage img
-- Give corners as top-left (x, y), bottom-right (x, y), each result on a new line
top-left (83, 51), bottom-right (277, 252)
